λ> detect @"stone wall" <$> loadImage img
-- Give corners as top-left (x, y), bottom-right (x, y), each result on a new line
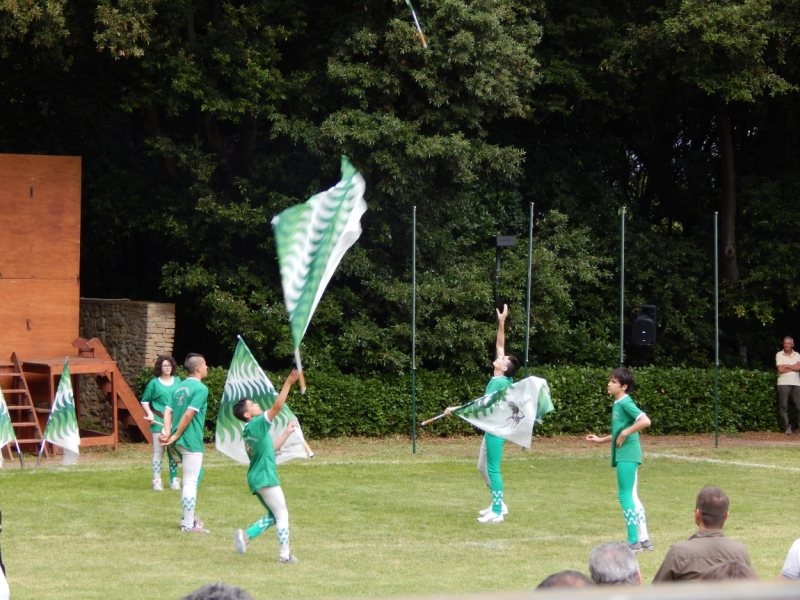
top-left (78, 299), bottom-right (175, 432)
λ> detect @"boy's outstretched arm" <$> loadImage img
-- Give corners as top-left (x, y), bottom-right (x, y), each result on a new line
top-left (496, 304), bottom-right (508, 358)
top-left (586, 433), bottom-right (612, 444)
top-left (615, 414), bottom-right (651, 447)
top-left (273, 421), bottom-right (298, 451)
top-left (267, 370), bottom-right (300, 421)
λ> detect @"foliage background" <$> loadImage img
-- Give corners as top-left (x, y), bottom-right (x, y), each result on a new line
top-left (2, 0), bottom-right (800, 378)
top-left (134, 365), bottom-right (783, 441)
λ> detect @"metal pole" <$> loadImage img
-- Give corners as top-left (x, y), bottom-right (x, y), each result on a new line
top-left (494, 247), bottom-right (501, 311)
top-left (524, 203), bottom-right (534, 377)
top-left (412, 206), bottom-right (417, 454)
top-left (619, 206), bottom-right (626, 366)
top-left (714, 212), bottom-right (719, 448)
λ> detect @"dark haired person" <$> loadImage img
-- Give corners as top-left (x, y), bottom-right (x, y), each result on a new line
top-left (536, 570), bottom-right (596, 589)
top-left (140, 354), bottom-right (181, 491)
top-left (653, 486), bottom-right (750, 582)
top-left (161, 353), bottom-right (210, 533)
top-left (701, 560), bottom-right (758, 581)
top-left (586, 367), bottom-right (653, 552)
top-left (445, 304), bottom-right (520, 523)
top-left (232, 370), bottom-right (300, 563)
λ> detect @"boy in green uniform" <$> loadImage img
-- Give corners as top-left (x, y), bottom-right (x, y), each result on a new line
top-left (161, 353), bottom-right (209, 533)
top-left (140, 355), bottom-right (181, 491)
top-left (232, 369), bottom-right (300, 563)
top-left (445, 304), bottom-right (520, 523)
top-left (586, 367), bottom-right (653, 553)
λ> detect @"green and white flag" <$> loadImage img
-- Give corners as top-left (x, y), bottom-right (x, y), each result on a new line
top-left (42, 358), bottom-right (80, 464)
top-left (0, 388), bottom-right (17, 467)
top-left (453, 376), bottom-right (554, 449)
top-left (272, 156), bottom-right (367, 384)
top-left (216, 337), bottom-right (310, 465)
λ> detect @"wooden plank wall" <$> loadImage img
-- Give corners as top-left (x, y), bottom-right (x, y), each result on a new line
top-left (0, 154), bottom-right (81, 359)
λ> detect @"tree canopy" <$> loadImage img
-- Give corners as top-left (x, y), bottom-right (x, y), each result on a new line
top-left (2, 0), bottom-right (799, 372)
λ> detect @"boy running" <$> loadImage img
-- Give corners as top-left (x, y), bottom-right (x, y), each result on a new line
top-left (445, 304), bottom-right (520, 523)
top-left (586, 367), bottom-right (653, 553)
top-left (232, 369), bottom-right (300, 563)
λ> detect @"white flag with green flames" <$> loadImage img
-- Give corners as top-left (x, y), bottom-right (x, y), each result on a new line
top-left (0, 387), bottom-right (17, 467)
top-left (272, 155), bottom-right (367, 376)
top-left (453, 376), bottom-right (554, 449)
top-left (216, 337), bottom-right (310, 465)
top-left (42, 358), bottom-right (80, 464)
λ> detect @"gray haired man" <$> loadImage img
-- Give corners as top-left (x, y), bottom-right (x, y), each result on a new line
top-left (589, 541), bottom-right (642, 586)
top-left (776, 336), bottom-right (800, 435)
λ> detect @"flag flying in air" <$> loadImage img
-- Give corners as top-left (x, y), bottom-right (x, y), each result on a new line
top-left (453, 376), bottom-right (553, 449)
top-left (42, 358), bottom-right (80, 464)
top-left (0, 388), bottom-right (17, 467)
top-left (215, 337), bottom-right (310, 465)
top-left (271, 155), bottom-right (367, 385)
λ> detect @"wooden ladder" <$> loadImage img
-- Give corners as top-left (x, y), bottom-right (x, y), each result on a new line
top-left (72, 338), bottom-right (153, 443)
top-left (0, 353), bottom-right (49, 460)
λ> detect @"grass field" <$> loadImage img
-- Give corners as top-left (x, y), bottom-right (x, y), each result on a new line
top-left (1, 433), bottom-right (799, 599)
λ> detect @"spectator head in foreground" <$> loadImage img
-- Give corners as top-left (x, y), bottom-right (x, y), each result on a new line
top-left (180, 582), bottom-right (254, 600)
top-left (589, 541), bottom-right (642, 586)
top-left (652, 485), bottom-right (751, 583)
top-left (700, 560), bottom-right (758, 581)
top-left (536, 570), bottom-right (596, 589)
top-left (696, 485), bottom-right (729, 529)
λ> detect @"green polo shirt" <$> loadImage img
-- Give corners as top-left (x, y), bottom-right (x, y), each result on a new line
top-left (243, 413), bottom-right (280, 493)
top-left (167, 377), bottom-right (208, 453)
top-left (610, 395), bottom-right (644, 467)
top-left (140, 376), bottom-right (180, 433)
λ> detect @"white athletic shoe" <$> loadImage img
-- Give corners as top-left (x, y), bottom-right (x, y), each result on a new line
top-left (234, 529), bottom-right (249, 554)
top-left (179, 517), bottom-right (205, 529)
top-left (152, 479), bottom-right (163, 492)
top-left (169, 478), bottom-right (181, 490)
top-left (477, 512), bottom-right (504, 524)
top-left (181, 521), bottom-right (209, 534)
top-left (278, 554), bottom-right (299, 564)
top-left (478, 502), bottom-right (508, 516)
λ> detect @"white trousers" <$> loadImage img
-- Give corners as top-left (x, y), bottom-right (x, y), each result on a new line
top-left (176, 445), bottom-right (203, 525)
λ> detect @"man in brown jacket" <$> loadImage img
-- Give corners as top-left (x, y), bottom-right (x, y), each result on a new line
top-left (653, 486), bottom-right (750, 582)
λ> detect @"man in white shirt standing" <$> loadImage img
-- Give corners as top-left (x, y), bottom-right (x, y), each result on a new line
top-left (776, 337), bottom-right (800, 435)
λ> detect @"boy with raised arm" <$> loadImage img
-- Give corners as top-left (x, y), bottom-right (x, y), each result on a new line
top-left (232, 369), bottom-right (301, 563)
top-left (586, 367), bottom-right (653, 553)
top-left (445, 304), bottom-right (520, 523)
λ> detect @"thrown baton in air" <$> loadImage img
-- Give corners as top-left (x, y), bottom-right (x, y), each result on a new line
top-left (405, 0), bottom-right (427, 48)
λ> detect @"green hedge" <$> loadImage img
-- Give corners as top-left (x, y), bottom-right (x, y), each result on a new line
top-left (134, 366), bottom-right (782, 442)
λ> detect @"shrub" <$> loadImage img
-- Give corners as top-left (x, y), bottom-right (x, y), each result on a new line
top-left (133, 366), bottom-right (780, 442)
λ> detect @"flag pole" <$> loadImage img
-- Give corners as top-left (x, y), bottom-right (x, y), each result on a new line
top-left (411, 206), bottom-right (417, 454)
top-left (619, 206), bottom-right (626, 366)
top-left (524, 202), bottom-right (534, 377)
top-left (36, 441), bottom-right (45, 467)
top-left (294, 349), bottom-right (306, 394)
top-left (421, 413), bottom-right (447, 427)
top-left (714, 212), bottom-right (719, 448)
top-left (14, 440), bottom-right (23, 468)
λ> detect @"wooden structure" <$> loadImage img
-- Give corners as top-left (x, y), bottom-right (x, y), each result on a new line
top-left (0, 154), bottom-right (81, 358)
top-left (0, 154), bottom-right (150, 459)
